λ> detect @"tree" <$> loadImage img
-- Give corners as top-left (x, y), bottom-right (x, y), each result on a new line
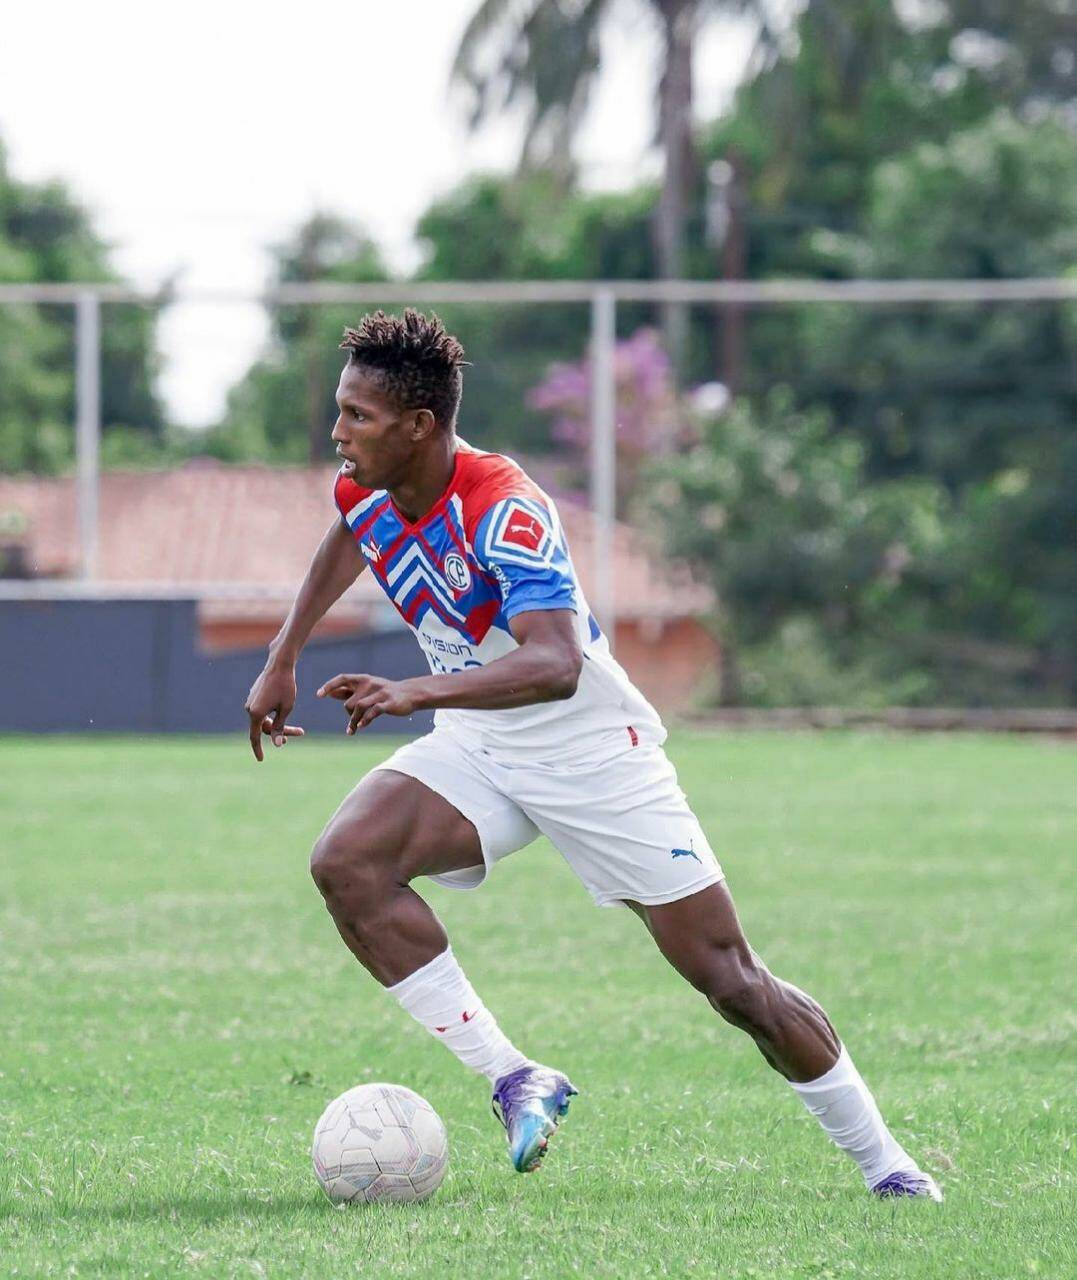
top-left (451, 0), bottom-right (766, 370)
top-left (526, 326), bottom-right (688, 501)
top-left (0, 139), bottom-right (164, 474)
top-left (413, 172), bottom-right (658, 454)
top-left (206, 213), bottom-right (387, 463)
top-left (701, 0), bottom-right (994, 282)
top-left (649, 392), bottom-right (954, 705)
top-left (799, 112), bottom-right (1077, 482)
top-left (651, 108), bottom-right (1077, 704)
top-left (699, 0), bottom-right (1075, 286)
top-left (793, 112), bottom-right (1077, 697)
top-left (940, 0), bottom-right (1077, 109)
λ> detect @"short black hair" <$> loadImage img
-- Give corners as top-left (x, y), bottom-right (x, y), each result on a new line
top-left (340, 308), bottom-right (467, 429)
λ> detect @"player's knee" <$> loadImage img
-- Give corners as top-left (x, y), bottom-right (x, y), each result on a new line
top-left (309, 823), bottom-right (393, 916)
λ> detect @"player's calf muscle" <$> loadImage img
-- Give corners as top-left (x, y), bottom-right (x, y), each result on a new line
top-left (707, 965), bottom-right (840, 1082)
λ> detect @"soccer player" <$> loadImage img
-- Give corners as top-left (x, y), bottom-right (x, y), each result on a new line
top-left (245, 309), bottom-right (940, 1200)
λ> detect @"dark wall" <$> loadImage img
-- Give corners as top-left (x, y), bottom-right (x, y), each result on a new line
top-left (0, 599), bottom-right (434, 736)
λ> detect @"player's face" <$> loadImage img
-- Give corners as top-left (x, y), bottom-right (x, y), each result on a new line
top-left (331, 364), bottom-right (424, 490)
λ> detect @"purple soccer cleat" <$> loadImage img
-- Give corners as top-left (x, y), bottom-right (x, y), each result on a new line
top-left (491, 1064), bottom-right (578, 1173)
top-left (871, 1169), bottom-right (944, 1202)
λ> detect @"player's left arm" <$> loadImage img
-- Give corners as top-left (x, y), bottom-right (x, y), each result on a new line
top-left (317, 609), bottom-right (582, 734)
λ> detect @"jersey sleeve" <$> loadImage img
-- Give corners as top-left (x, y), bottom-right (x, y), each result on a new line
top-left (472, 494), bottom-right (578, 621)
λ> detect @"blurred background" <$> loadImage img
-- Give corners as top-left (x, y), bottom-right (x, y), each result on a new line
top-left (2, 0), bottom-right (1075, 733)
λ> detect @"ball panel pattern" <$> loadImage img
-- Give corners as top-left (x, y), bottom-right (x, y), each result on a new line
top-left (312, 1083), bottom-right (448, 1204)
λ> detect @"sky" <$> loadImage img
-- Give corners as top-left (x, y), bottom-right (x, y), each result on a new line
top-left (1, 1), bottom-right (752, 425)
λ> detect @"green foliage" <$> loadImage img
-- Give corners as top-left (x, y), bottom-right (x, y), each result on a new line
top-left (787, 113), bottom-right (1077, 488)
top-left (452, 0), bottom-right (615, 181)
top-left (0, 140), bottom-right (164, 474)
top-left (209, 214), bottom-right (388, 463)
top-left (416, 172), bottom-right (656, 281)
top-left (411, 173), bottom-right (659, 452)
top-left (699, 0), bottom-right (1073, 281)
top-left (0, 302), bottom-right (70, 472)
top-left (785, 115), bottom-right (1077, 697)
top-left (941, 0), bottom-right (1077, 107)
top-left (677, 15), bottom-right (1077, 705)
top-left (868, 112), bottom-right (1077, 278)
top-left (649, 393), bottom-right (961, 702)
top-left (732, 617), bottom-right (938, 708)
top-left (651, 387), bottom-right (1076, 704)
top-left (700, 0), bottom-right (991, 279)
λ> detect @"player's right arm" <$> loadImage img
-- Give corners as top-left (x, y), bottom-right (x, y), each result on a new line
top-left (245, 517), bottom-right (367, 760)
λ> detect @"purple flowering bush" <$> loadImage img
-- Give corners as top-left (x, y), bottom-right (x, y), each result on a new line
top-left (525, 328), bottom-right (693, 503)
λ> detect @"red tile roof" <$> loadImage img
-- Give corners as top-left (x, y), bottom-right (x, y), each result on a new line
top-left (0, 461), bottom-right (712, 622)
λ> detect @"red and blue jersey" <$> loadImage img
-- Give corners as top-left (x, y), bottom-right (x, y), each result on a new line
top-left (333, 441), bottom-right (662, 760)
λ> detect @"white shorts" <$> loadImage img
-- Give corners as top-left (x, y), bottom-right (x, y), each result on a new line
top-left (370, 727), bottom-right (724, 909)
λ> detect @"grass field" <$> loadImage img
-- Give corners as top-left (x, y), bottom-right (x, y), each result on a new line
top-left (1, 730), bottom-right (1074, 1279)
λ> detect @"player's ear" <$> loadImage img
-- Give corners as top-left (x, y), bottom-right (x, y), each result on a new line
top-left (411, 407), bottom-right (437, 442)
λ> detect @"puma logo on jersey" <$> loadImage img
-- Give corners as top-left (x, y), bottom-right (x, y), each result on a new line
top-left (361, 538), bottom-right (381, 562)
top-left (499, 502), bottom-right (549, 553)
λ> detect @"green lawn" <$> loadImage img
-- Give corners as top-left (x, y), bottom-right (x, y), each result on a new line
top-left (1, 731), bottom-right (1074, 1279)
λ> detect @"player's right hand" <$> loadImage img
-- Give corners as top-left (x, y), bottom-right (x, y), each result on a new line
top-left (245, 666), bottom-right (304, 761)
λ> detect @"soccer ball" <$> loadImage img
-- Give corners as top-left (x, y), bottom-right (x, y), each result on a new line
top-left (311, 1082), bottom-right (448, 1204)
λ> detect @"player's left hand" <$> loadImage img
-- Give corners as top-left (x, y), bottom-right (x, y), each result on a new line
top-left (316, 673), bottom-right (421, 733)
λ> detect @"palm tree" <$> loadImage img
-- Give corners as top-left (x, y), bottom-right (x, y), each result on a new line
top-left (452, 0), bottom-right (768, 368)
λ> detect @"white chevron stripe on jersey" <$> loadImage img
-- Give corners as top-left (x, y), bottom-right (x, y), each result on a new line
top-left (344, 489), bottom-right (386, 527)
top-left (393, 564), bottom-right (467, 622)
top-left (386, 544), bottom-right (467, 621)
top-left (385, 541), bottom-right (455, 592)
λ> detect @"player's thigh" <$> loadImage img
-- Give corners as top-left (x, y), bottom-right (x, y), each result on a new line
top-left (628, 880), bottom-right (755, 993)
top-left (342, 729), bottom-right (539, 892)
top-left (317, 767), bottom-right (483, 882)
top-left (506, 743), bottom-right (724, 909)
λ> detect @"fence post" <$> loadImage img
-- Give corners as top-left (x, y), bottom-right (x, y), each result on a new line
top-left (75, 291), bottom-right (101, 581)
top-left (589, 287), bottom-right (616, 650)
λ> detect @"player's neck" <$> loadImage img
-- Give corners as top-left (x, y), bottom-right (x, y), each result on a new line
top-left (389, 435), bottom-right (458, 524)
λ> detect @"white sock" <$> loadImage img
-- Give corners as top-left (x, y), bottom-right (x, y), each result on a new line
top-left (387, 947), bottom-right (531, 1085)
top-left (790, 1045), bottom-right (919, 1187)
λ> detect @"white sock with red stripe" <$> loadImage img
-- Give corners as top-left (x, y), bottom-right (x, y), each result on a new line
top-left (387, 947), bottom-right (531, 1085)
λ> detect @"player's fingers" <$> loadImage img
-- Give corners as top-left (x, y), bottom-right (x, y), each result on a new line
top-left (357, 701), bottom-right (385, 730)
top-left (269, 706), bottom-right (288, 748)
top-left (261, 715), bottom-right (305, 745)
top-left (317, 674), bottom-right (358, 699)
top-left (346, 696), bottom-right (377, 735)
top-left (249, 717), bottom-right (264, 762)
top-left (346, 693), bottom-right (389, 734)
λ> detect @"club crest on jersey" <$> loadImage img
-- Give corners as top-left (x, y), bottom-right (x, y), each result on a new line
top-left (443, 551), bottom-right (471, 592)
top-left (501, 503), bottom-right (548, 553)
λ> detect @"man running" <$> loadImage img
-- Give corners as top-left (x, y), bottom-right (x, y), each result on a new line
top-left (244, 308), bottom-right (940, 1199)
